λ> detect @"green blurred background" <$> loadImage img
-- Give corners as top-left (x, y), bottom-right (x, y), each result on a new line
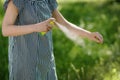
top-left (0, 0), bottom-right (120, 80)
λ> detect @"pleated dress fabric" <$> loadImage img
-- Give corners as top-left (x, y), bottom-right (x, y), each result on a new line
top-left (4, 0), bottom-right (58, 80)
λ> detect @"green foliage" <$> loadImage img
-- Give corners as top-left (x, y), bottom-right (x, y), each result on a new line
top-left (0, 1), bottom-right (8, 80)
top-left (53, 1), bottom-right (120, 80)
top-left (0, 1), bottom-right (120, 80)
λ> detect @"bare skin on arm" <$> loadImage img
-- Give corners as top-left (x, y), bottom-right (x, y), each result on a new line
top-left (2, 1), bottom-right (54, 37)
top-left (2, 1), bottom-right (103, 43)
top-left (52, 9), bottom-right (103, 44)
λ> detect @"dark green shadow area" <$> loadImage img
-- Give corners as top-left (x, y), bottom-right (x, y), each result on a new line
top-left (0, 1), bottom-right (9, 80)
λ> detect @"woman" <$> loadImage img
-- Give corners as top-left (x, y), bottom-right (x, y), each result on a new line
top-left (2, 0), bottom-right (103, 80)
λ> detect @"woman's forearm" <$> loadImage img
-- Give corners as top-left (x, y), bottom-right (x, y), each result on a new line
top-left (2, 18), bottom-right (55, 37)
top-left (56, 20), bottom-right (103, 43)
top-left (52, 10), bottom-right (91, 38)
top-left (60, 21), bottom-right (91, 38)
top-left (53, 10), bottom-right (103, 43)
top-left (2, 24), bottom-right (36, 37)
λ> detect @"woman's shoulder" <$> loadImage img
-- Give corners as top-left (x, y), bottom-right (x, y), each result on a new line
top-left (4, 0), bottom-right (25, 13)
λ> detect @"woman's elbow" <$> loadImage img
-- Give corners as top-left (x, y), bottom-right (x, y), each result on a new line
top-left (2, 30), bottom-right (8, 37)
top-left (2, 25), bottom-right (9, 37)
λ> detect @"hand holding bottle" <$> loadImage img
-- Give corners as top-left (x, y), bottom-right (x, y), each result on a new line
top-left (34, 18), bottom-right (55, 35)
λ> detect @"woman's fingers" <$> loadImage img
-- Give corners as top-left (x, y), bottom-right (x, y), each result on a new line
top-left (97, 32), bottom-right (103, 43)
top-left (94, 32), bottom-right (103, 43)
top-left (45, 18), bottom-right (56, 32)
top-left (92, 32), bottom-right (103, 43)
top-left (94, 36), bottom-right (102, 43)
top-left (47, 26), bottom-right (52, 31)
top-left (47, 18), bottom-right (56, 24)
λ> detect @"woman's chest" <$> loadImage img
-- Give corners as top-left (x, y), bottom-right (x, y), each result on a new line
top-left (19, 0), bottom-right (52, 24)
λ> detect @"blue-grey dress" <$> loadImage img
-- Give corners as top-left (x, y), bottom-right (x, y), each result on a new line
top-left (4, 0), bottom-right (58, 80)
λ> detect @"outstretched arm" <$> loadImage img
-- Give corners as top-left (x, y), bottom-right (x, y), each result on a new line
top-left (52, 9), bottom-right (103, 43)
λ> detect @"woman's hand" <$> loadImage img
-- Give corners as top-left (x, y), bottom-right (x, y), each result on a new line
top-left (34, 18), bottom-right (55, 32)
top-left (88, 32), bottom-right (103, 43)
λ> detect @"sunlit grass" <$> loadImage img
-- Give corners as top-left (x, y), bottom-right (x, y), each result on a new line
top-left (57, 0), bottom-right (107, 3)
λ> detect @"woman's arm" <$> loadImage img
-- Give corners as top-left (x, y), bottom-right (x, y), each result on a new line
top-left (2, 1), bottom-right (54, 37)
top-left (52, 9), bottom-right (103, 43)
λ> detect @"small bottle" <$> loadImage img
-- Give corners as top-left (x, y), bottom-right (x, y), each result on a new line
top-left (40, 21), bottom-right (55, 36)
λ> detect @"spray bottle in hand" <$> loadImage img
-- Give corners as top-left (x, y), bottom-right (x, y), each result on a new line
top-left (40, 21), bottom-right (55, 36)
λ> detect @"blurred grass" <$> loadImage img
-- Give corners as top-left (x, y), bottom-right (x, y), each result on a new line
top-left (53, 1), bottom-right (120, 80)
top-left (57, 0), bottom-right (107, 3)
top-left (0, 1), bottom-right (8, 80)
top-left (0, 0), bottom-right (120, 80)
